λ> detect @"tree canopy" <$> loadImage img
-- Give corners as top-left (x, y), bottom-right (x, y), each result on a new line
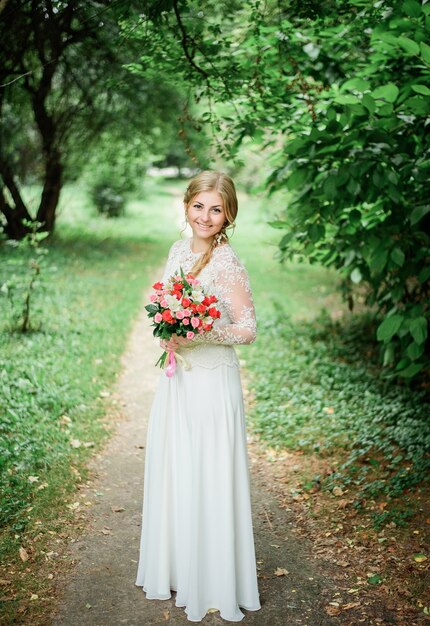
top-left (0, 0), bottom-right (201, 238)
top-left (122, 0), bottom-right (430, 381)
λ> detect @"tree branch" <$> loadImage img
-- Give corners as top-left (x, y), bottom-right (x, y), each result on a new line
top-left (171, 0), bottom-right (209, 79)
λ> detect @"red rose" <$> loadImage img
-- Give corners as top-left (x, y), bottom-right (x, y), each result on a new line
top-left (209, 295), bottom-right (218, 304)
top-left (182, 297), bottom-right (191, 308)
top-left (202, 296), bottom-right (211, 306)
top-left (196, 303), bottom-right (207, 313)
top-left (173, 282), bottom-right (184, 291)
top-left (190, 303), bottom-right (198, 312)
top-left (162, 309), bottom-right (174, 323)
top-left (202, 323), bottom-right (213, 331)
top-left (152, 281), bottom-right (164, 290)
top-left (208, 306), bottom-right (220, 319)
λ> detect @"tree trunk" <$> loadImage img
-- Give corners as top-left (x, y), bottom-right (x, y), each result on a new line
top-left (36, 151), bottom-right (62, 234)
top-left (0, 159), bottom-right (33, 239)
top-left (0, 189), bottom-right (32, 239)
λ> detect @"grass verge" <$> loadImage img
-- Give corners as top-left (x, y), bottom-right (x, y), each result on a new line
top-left (0, 178), bottom-right (176, 623)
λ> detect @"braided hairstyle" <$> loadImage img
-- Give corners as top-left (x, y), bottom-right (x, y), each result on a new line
top-left (184, 170), bottom-right (238, 277)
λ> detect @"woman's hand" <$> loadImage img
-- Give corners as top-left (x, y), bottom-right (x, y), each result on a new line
top-left (160, 335), bottom-right (190, 352)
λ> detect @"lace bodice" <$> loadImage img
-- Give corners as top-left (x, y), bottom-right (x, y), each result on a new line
top-left (159, 238), bottom-right (257, 369)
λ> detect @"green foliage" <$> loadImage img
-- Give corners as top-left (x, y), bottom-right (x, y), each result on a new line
top-left (123, 0), bottom-right (430, 380)
top-left (89, 174), bottom-right (127, 218)
top-left (0, 221), bottom-right (50, 331)
top-left (246, 309), bottom-right (430, 507)
top-left (0, 179), bottom-right (175, 532)
top-left (0, 1), bottom-right (203, 237)
top-left (263, 0), bottom-right (430, 380)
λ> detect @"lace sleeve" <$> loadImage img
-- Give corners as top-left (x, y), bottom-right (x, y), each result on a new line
top-left (192, 251), bottom-right (257, 346)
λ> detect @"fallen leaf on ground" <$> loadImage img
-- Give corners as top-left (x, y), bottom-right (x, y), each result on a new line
top-left (274, 567), bottom-right (289, 576)
top-left (111, 506), bottom-right (125, 513)
top-left (325, 605), bottom-right (341, 616)
top-left (413, 554), bottom-right (427, 563)
top-left (342, 602), bottom-right (360, 610)
top-left (19, 547), bottom-right (29, 562)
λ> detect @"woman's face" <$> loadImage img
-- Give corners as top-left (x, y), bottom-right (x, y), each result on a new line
top-left (186, 190), bottom-right (226, 242)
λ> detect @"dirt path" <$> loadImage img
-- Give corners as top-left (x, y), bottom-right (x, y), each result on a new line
top-left (48, 283), bottom-right (342, 626)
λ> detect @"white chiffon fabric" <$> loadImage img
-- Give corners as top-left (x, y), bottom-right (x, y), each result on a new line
top-left (134, 239), bottom-right (261, 622)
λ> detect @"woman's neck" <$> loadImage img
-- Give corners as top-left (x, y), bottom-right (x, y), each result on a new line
top-left (190, 236), bottom-right (214, 254)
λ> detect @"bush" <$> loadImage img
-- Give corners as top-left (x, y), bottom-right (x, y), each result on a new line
top-left (89, 176), bottom-right (126, 218)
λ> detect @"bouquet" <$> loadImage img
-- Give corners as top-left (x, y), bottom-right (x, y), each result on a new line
top-left (145, 267), bottom-right (221, 377)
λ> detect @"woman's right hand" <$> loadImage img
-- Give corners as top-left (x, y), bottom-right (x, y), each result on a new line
top-left (160, 336), bottom-right (189, 352)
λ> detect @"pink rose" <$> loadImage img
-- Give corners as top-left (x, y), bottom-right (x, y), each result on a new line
top-left (183, 318), bottom-right (190, 325)
top-left (191, 317), bottom-right (200, 329)
top-left (150, 294), bottom-right (158, 302)
top-left (154, 312), bottom-right (162, 323)
top-left (160, 299), bottom-right (168, 308)
top-left (186, 331), bottom-right (195, 339)
top-left (176, 310), bottom-right (184, 320)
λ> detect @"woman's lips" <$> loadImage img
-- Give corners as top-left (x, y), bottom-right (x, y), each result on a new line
top-left (196, 222), bottom-right (212, 229)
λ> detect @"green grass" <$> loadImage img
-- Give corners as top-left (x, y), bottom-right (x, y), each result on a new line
top-left (0, 178), bottom-right (179, 539)
top-left (243, 309), bottom-right (430, 514)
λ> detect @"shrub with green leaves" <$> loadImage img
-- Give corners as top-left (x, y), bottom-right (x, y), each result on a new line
top-left (266, 2), bottom-right (430, 380)
top-left (247, 310), bottom-right (430, 509)
top-left (0, 221), bottom-right (50, 332)
top-left (89, 176), bottom-right (126, 218)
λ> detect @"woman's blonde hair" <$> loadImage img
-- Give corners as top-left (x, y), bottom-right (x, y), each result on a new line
top-left (184, 170), bottom-right (238, 276)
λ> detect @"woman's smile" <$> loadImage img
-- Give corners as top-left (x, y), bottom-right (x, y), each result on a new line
top-left (186, 189), bottom-right (226, 250)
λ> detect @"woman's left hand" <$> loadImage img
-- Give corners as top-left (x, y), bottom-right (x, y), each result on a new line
top-left (163, 335), bottom-right (189, 352)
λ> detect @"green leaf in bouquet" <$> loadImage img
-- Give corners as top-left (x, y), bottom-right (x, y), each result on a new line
top-left (145, 304), bottom-right (159, 315)
top-left (180, 265), bottom-right (192, 291)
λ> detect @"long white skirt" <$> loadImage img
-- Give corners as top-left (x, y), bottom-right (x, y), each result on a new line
top-left (134, 361), bottom-right (261, 622)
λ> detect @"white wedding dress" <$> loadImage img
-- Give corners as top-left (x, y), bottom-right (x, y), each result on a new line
top-left (135, 238), bottom-right (261, 622)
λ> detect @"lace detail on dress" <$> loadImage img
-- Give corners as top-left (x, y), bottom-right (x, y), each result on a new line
top-left (159, 239), bottom-right (257, 370)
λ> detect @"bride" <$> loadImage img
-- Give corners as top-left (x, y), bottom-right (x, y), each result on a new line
top-left (134, 170), bottom-right (261, 622)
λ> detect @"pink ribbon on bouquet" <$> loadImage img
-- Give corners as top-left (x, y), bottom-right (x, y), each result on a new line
top-left (164, 350), bottom-right (190, 377)
top-left (165, 350), bottom-right (176, 377)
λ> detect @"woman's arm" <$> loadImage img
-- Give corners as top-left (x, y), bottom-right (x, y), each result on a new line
top-left (164, 252), bottom-right (257, 351)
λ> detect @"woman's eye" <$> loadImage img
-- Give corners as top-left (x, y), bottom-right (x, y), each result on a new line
top-left (193, 204), bottom-right (202, 209)
top-left (211, 208), bottom-right (221, 214)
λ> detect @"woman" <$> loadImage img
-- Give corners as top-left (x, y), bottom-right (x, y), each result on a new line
top-left (135, 170), bottom-right (261, 622)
